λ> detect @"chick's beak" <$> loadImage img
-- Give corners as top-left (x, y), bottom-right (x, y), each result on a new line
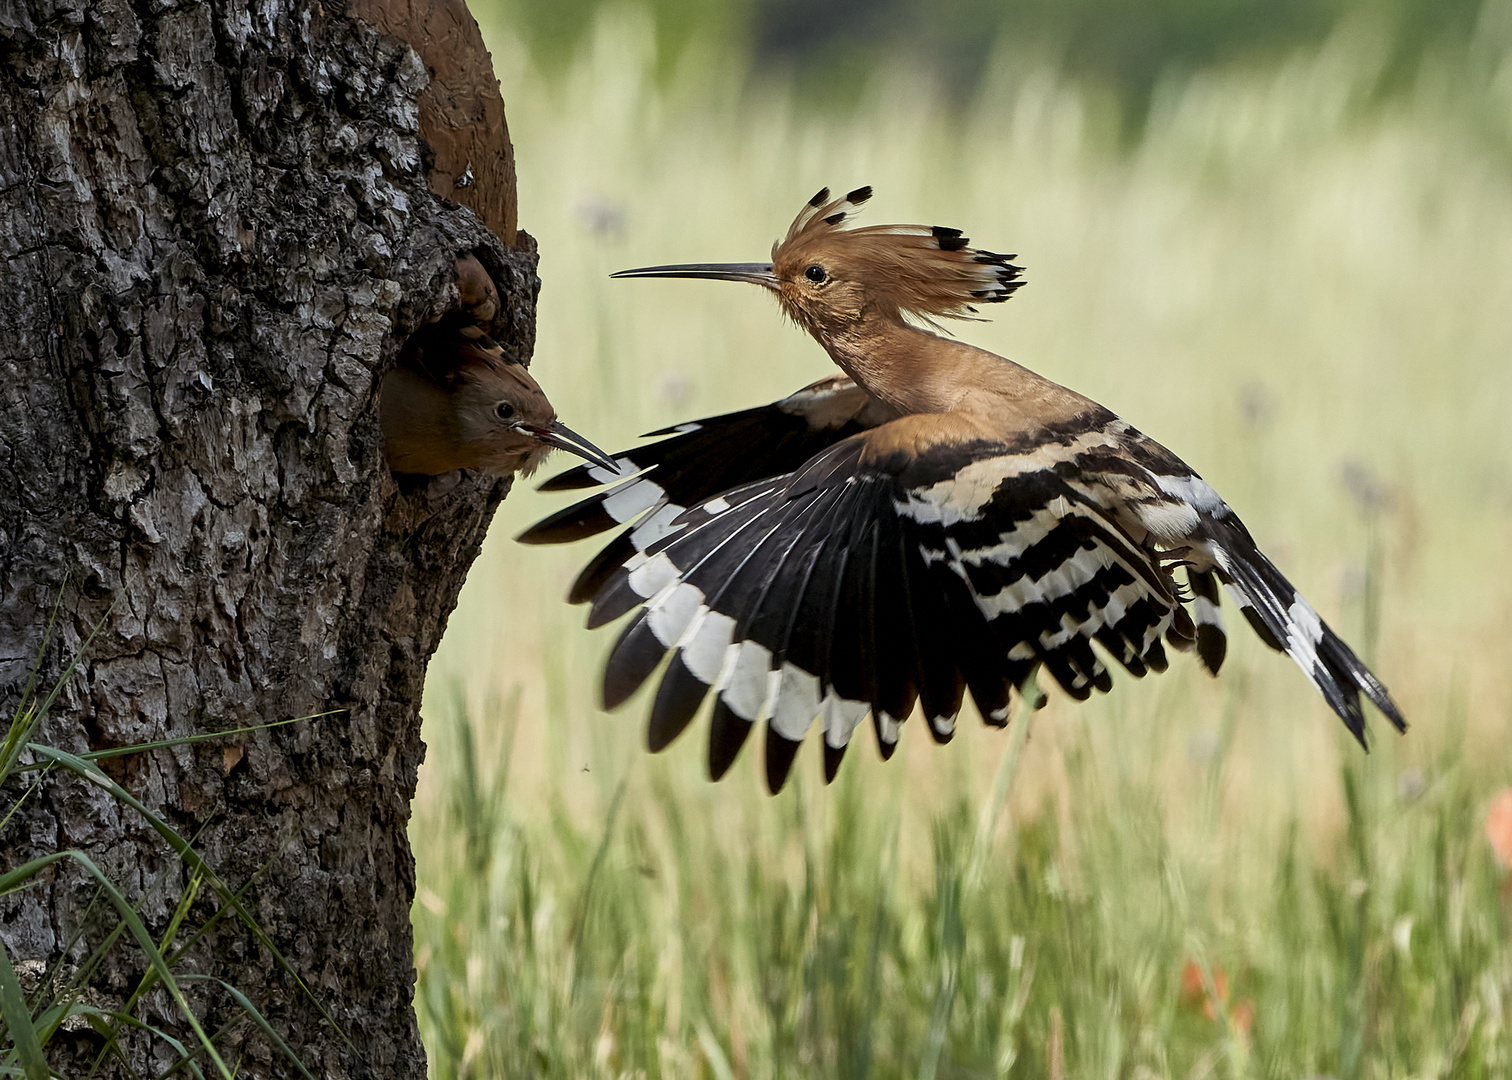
top-left (611, 262), bottom-right (780, 291)
top-left (512, 419), bottom-right (621, 474)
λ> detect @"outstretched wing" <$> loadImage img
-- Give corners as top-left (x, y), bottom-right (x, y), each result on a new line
top-left (518, 374), bottom-right (897, 602)
top-left (576, 414), bottom-right (1186, 792)
top-left (1056, 421), bottom-right (1406, 745)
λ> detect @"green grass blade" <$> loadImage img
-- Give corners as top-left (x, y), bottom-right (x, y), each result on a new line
top-left (35, 1003), bottom-right (196, 1068)
top-left (177, 977), bottom-right (316, 1080)
top-left (3, 589), bottom-right (113, 790)
top-left (6, 577), bottom-right (65, 731)
top-left (964, 709), bottom-right (1034, 896)
top-left (81, 869), bottom-right (210, 1076)
top-left (695, 1020), bottom-right (736, 1080)
top-left (0, 941), bottom-right (49, 1080)
top-left (23, 744), bottom-right (359, 1059)
top-left (566, 774), bottom-right (628, 1000)
top-left (0, 852), bottom-right (230, 1078)
top-left (0, 704), bottom-right (39, 790)
top-left (77, 712), bottom-right (341, 762)
top-left (27, 613), bottom-right (111, 735)
top-left (0, 768), bottom-right (46, 848)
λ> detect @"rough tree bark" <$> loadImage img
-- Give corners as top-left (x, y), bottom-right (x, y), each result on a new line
top-left (0, 0), bottom-right (528, 1075)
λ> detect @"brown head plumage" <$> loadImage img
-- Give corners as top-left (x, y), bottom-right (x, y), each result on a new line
top-left (771, 186), bottom-right (1023, 332)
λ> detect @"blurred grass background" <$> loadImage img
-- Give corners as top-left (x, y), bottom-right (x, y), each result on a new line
top-left (410, 2), bottom-right (1512, 1075)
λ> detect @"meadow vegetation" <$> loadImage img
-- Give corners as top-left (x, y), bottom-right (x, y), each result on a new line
top-left (411, 7), bottom-right (1512, 1076)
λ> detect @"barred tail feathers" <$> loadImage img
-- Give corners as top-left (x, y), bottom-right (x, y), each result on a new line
top-left (1204, 528), bottom-right (1405, 746)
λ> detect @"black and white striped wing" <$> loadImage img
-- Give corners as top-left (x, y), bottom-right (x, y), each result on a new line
top-left (587, 429), bottom-right (1186, 792)
top-left (1057, 422), bottom-right (1406, 745)
top-left (518, 374), bottom-right (895, 602)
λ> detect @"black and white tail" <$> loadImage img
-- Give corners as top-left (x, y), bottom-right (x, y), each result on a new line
top-left (1200, 516), bottom-right (1404, 747)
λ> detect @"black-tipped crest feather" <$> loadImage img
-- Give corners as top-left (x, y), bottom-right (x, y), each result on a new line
top-left (775, 188), bottom-right (1025, 324)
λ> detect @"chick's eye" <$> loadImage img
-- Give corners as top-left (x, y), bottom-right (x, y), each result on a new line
top-left (804, 264), bottom-right (827, 284)
top-left (494, 401), bottom-right (517, 421)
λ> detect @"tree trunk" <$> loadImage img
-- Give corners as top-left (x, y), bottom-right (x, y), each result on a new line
top-left (0, 0), bottom-right (526, 1075)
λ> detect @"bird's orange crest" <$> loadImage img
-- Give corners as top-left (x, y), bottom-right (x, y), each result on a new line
top-left (772, 186), bottom-right (1025, 329)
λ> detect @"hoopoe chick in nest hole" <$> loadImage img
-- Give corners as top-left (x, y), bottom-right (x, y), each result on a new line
top-left (381, 254), bottom-right (617, 477)
top-left (519, 187), bottom-right (1406, 793)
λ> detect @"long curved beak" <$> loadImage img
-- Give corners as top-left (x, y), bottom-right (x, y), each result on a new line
top-left (514, 420), bottom-right (621, 474)
top-left (611, 262), bottom-right (780, 291)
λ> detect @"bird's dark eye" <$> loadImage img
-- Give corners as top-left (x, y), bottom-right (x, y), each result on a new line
top-left (494, 401), bottom-right (517, 421)
top-left (804, 264), bottom-right (827, 284)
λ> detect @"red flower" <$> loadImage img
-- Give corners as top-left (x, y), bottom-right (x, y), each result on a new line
top-left (1181, 959), bottom-right (1253, 1034)
top-left (1486, 790), bottom-right (1512, 870)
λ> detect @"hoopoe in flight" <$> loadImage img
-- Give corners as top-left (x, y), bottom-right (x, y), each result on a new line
top-left (519, 187), bottom-right (1405, 792)
top-left (382, 254), bottom-right (618, 477)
